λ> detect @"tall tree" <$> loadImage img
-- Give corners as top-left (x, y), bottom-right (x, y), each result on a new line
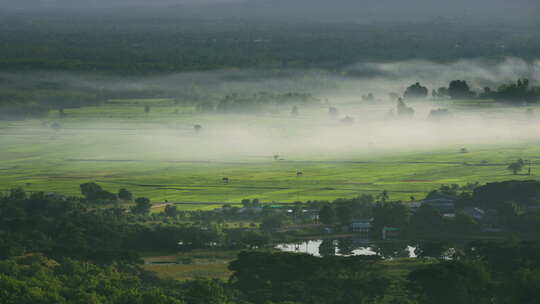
top-left (132, 197), bottom-right (151, 214)
top-left (507, 159), bottom-right (525, 175)
top-left (408, 204), bottom-right (445, 236)
top-left (118, 188), bottom-right (132, 201)
top-left (372, 202), bottom-right (409, 232)
top-left (448, 80), bottom-right (474, 99)
top-left (319, 205), bottom-right (335, 225)
top-left (404, 82), bottom-right (428, 99)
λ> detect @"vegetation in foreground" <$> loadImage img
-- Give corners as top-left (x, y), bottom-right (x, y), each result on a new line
top-left (1, 241), bottom-right (539, 303)
top-left (1, 179), bottom-right (540, 303)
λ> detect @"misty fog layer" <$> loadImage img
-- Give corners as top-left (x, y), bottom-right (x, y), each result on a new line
top-left (124, 112), bottom-right (540, 162)
top-left (3, 102), bottom-right (538, 163)
top-left (2, 58), bottom-right (540, 162)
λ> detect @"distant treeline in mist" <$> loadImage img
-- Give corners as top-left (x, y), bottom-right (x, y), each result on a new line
top-left (0, 84), bottom-right (166, 120)
top-left (1, 73), bottom-right (539, 120)
top-left (402, 78), bottom-right (540, 103)
top-left (1, 15), bottom-right (539, 74)
top-left (208, 92), bottom-right (318, 114)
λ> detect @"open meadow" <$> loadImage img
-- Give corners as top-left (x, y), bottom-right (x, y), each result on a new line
top-left (1, 97), bottom-right (539, 209)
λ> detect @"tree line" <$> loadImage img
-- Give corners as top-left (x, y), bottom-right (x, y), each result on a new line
top-left (403, 78), bottom-right (540, 103)
top-left (1, 180), bottom-right (540, 303)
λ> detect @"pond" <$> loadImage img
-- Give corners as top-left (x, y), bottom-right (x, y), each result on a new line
top-left (276, 239), bottom-right (417, 258)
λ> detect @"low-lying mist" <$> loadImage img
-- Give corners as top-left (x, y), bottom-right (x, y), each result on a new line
top-left (2, 57), bottom-right (540, 162)
top-left (102, 105), bottom-right (540, 161)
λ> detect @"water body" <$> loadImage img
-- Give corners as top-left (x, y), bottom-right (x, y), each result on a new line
top-left (276, 239), bottom-right (417, 258)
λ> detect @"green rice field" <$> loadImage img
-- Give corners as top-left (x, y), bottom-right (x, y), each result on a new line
top-left (1, 98), bottom-right (539, 209)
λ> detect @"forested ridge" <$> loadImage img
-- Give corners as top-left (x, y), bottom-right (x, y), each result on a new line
top-left (1, 14), bottom-right (539, 74)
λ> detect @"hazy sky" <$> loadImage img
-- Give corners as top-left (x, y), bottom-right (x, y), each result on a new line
top-left (3, 0), bottom-right (539, 25)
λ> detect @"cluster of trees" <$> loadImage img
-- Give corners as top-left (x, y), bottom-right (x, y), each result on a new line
top-left (0, 188), bottom-right (233, 262)
top-left (318, 180), bottom-right (540, 238)
top-left (319, 193), bottom-right (417, 233)
top-left (79, 182), bottom-right (152, 214)
top-left (228, 241), bottom-right (540, 304)
top-left (402, 79), bottom-right (540, 103)
top-left (466, 180), bottom-right (540, 233)
top-left (472, 180), bottom-right (540, 209)
top-left (212, 92), bottom-right (317, 114)
top-left (0, 86), bottom-right (102, 120)
top-left (507, 158), bottom-right (527, 175)
top-left (2, 240), bottom-right (538, 303)
top-left (0, 184), bottom-right (309, 263)
top-left (186, 179), bottom-right (540, 242)
top-left (447, 80), bottom-right (475, 99)
top-left (1, 180), bottom-right (540, 303)
top-left (229, 251), bottom-right (388, 303)
top-left (0, 254), bottom-right (185, 304)
top-left (404, 82), bottom-right (429, 99)
top-left (0, 253), bottom-right (239, 304)
top-left (0, 81), bottom-right (175, 120)
top-left (319, 195), bottom-right (375, 226)
top-left (408, 240), bottom-right (540, 304)
top-left (483, 79), bottom-right (540, 103)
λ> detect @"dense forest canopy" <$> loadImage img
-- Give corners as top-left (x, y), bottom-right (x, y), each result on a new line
top-left (1, 182), bottom-right (540, 303)
top-left (0, 12), bottom-right (539, 74)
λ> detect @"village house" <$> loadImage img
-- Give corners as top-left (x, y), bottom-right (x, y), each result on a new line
top-left (350, 219), bottom-right (372, 238)
top-left (382, 227), bottom-right (401, 240)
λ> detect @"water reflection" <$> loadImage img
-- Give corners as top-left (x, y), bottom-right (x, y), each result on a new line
top-left (276, 239), bottom-right (416, 258)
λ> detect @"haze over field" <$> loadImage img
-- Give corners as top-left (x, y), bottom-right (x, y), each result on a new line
top-left (29, 110), bottom-right (538, 162)
top-left (2, 58), bottom-right (540, 162)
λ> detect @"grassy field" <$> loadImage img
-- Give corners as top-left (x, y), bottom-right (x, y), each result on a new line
top-left (141, 250), bottom-right (239, 281)
top-left (140, 248), bottom-right (435, 283)
top-left (1, 98), bottom-right (539, 208)
top-left (143, 263), bottom-right (232, 281)
top-left (140, 248), bottom-right (431, 282)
